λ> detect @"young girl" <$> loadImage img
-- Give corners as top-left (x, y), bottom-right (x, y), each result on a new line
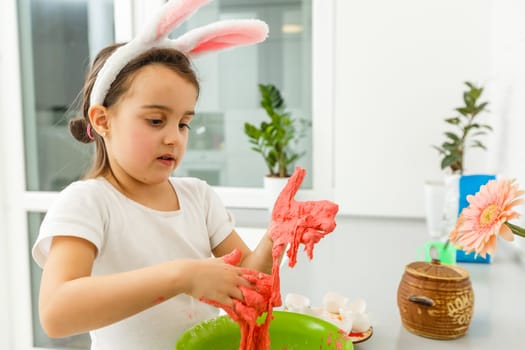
top-left (32, 1), bottom-right (273, 348)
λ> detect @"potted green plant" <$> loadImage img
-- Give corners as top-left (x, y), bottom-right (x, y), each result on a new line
top-left (433, 81), bottom-right (492, 174)
top-left (244, 83), bottom-right (308, 207)
top-left (244, 83), bottom-right (306, 178)
top-left (428, 82), bottom-right (496, 263)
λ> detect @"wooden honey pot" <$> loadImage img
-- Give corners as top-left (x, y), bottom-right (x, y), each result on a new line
top-left (397, 260), bottom-right (474, 339)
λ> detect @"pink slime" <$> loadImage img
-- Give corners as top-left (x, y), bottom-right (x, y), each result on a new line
top-left (203, 167), bottom-right (339, 349)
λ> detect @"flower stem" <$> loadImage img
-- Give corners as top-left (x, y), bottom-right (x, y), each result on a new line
top-left (505, 221), bottom-right (525, 238)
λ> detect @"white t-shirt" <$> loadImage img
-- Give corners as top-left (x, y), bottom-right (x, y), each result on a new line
top-left (32, 177), bottom-right (234, 350)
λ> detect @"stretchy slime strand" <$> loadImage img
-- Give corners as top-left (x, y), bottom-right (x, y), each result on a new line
top-left (202, 249), bottom-right (274, 349)
top-left (270, 166), bottom-right (339, 267)
top-left (202, 167), bottom-right (339, 350)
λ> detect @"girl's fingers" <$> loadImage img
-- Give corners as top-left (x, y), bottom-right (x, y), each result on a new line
top-left (198, 259), bottom-right (267, 306)
top-left (221, 297), bottom-right (234, 307)
top-left (231, 287), bottom-right (245, 303)
top-left (236, 273), bottom-right (252, 285)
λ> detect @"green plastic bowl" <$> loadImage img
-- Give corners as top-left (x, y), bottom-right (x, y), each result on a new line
top-left (175, 310), bottom-right (354, 350)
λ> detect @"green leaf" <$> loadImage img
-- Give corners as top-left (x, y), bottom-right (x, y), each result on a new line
top-left (441, 155), bottom-right (456, 170)
top-left (470, 87), bottom-right (482, 101)
top-left (463, 93), bottom-right (475, 109)
top-left (445, 117), bottom-right (461, 125)
top-left (471, 140), bottom-right (487, 150)
top-left (245, 83), bottom-right (309, 175)
top-left (464, 81), bottom-right (474, 89)
top-left (441, 153), bottom-right (462, 171)
top-left (471, 131), bottom-right (486, 137)
top-left (432, 145), bottom-right (445, 155)
top-left (455, 107), bottom-right (470, 116)
top-left (477, 101), bottom-right (489, 111)
top-left (259, 84), bottom-right (285, 113)
top-left (443, 142), bottom-right (458, 151)
top-left (444, 132), bottom-right (460, 141)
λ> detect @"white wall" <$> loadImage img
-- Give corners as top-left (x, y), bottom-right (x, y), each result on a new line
top-left (0, 74), bottom-right (11, 350)
top-left (0, 1), bottom-right (16, 348)
top-left (490, 0), bottom-right (525, 218)
top-left (333, 0), bottom-right (493, 217)
top-left (489, 1), bottom-right (525, 256)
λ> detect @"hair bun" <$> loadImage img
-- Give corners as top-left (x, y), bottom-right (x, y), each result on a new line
top-left (69, 116), bottom-right (93, 143)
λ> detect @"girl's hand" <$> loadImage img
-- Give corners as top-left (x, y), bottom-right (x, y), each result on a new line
top-left (269, 167), bottom-right (339, 267)
top-left (182, 257), bottom-right (251, 306)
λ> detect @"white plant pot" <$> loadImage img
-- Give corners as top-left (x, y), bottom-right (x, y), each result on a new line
top-left (423, 175), bottom-right (460, 239)
top-left (442, 174), bottom-right (461, 235)
top-left (423, 180), bottom-right (446, 238)
top-left (263, 176), bottom-right (290, 210)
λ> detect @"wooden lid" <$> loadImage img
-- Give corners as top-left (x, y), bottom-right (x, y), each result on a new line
top-left (405, 261), bottom-right (469, 281)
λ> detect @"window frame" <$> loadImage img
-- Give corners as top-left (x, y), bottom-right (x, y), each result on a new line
top-left (0, 0), bottom-right (334, 348)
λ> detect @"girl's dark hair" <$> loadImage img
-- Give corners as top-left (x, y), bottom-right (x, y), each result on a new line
top-left (69, 44), bottom-right (200, 179)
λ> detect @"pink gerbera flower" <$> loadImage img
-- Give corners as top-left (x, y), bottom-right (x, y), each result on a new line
top-left (448, 179), bottom-right (525, 258)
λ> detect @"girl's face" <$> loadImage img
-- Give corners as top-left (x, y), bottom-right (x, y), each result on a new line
top-left (105, 64), bottom-right (197, 186)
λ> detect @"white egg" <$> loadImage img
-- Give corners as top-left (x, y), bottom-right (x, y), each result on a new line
top-left (347, 298), bottom-right (367, 314)
top-left (340, 317), bottom-right (353, 333)
top-left (308, 306), bottom-right (324, 317)
top-left (351, 312), bottom-right (371, 333)
top-left (322, 292), bottom-right (349, 314)
top-left (285, 293), bottom-right (310, 313)
top-left (320, 309), bottom-right (353, 333)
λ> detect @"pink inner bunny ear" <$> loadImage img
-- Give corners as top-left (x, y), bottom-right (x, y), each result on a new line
top-left (151, 0), bottom-right (212, 41)
top-left (188, 32), bottom-right (262, 55)
top-left (174, 19), bottom-right (269, 56)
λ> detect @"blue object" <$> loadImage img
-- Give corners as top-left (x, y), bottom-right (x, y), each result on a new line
top-left (456, 174), bottom-right (496, 263)
top-left (456, 248), bottom-right (491, 263)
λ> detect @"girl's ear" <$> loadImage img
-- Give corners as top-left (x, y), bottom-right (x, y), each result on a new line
top-left (88, 105), bottom-right (110, 136)
top-left (171, 19), bottom-right (269, 56)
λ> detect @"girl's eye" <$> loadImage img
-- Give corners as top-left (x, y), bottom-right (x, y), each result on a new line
top-left (179, 123), bottom-right (191, 130)
top-left (148, 119), bottom-right (163, 126)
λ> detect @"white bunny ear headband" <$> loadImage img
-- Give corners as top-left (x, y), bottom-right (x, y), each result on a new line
top-left (90, 0), bottom-right (269, 107)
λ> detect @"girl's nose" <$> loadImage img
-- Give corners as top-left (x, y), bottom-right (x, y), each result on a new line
top-left (163, 124), bottom-right (183, 145)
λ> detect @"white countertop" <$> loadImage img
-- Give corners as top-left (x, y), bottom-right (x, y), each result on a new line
top-left (241, 216), bottom-right (525, 350)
